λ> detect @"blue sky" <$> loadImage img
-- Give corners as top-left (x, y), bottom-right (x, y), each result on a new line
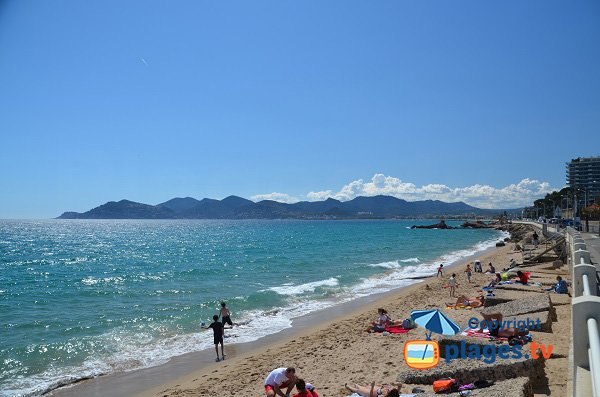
top-left (1, 1), bottom-right (599, 218)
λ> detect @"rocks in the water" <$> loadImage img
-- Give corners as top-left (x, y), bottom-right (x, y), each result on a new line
top-left (461, 221), bottom-right (493, 228)
top-left (496, 241), bottom-right (506, 247)
top-left (411, 220), bottom-right (455, 229)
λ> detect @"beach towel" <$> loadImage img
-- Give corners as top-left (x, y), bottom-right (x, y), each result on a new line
top-left (384, 325), bottom-right (410, 334)
top-left (461, 327), bottom-right (508, 341)
top-left (346, 394), bottom-right (416, 397)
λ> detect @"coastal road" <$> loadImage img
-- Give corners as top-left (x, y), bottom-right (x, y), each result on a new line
top-left (582, 232), bottom-right (600, 266)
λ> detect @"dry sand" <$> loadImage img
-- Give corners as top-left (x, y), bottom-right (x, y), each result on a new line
top-left (132, 235), bottom-right (571, 397)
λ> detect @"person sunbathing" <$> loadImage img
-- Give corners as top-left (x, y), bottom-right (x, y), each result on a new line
top-left (479, 312), bottom-right (529, 338)
top-left (345, 381), bottom-right (402, 397)
top-left (485, 273), bottom-right (502, 288)
top-left (447, 295), bottom-right (484, 308)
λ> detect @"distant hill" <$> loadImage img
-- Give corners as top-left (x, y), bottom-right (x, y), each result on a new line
top-left (59, 199), bottom-right (176, 219)
top-left (57, 195), bottom-right (512, 219)
top-left (157, 197), bottom-right (202, 213)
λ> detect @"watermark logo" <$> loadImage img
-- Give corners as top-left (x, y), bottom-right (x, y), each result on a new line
top-left (404, 340), bottom-right (440, 369)
top-left (404, 315), bottom-right (553, 370)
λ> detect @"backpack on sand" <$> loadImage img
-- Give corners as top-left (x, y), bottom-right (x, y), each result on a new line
top-left (433, 379), bottom-right (458, 393)
top-left (402, 318), bottom-right (416, 329)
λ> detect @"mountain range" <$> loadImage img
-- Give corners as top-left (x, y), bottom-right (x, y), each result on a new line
top-left (57, 195), bottom-right (511, 219)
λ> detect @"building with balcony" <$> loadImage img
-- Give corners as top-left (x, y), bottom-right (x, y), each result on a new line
top-left (566, 156), bottom-right (600, 207)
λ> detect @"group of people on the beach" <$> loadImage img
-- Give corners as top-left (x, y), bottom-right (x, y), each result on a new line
top-left (262, 365), bottom-right (403, 397)
top-left (443, 258), bottom-right (526, 297)
top-left (203, 241), bottom-right (570, 396)
top-left (264, 367), bottom-right (320, 397)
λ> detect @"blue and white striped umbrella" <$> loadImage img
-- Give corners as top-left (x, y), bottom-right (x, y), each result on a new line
top-left (411, 309), bottom-right (461, 339)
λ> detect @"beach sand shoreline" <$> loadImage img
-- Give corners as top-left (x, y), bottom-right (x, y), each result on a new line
top-left (49, 234), bottom-right (517, 397)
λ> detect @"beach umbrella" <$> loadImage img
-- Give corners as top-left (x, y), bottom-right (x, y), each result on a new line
top-left (411, 309), bottom-right (461, 360)
top-left (411, 309), bottom-right (461, 339)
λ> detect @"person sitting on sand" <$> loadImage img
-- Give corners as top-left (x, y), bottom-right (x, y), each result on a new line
top-left (478, 312), bottom-right (529, 338)
top-left (292, 379), bottom-right (319, 397)
top-left (376, 308), bottom-right (392, 326)
top-left (265, 367), bottom-right (297, 397)
top-left (487, 262), bottom-right (496, 274)
top-left (345, 381), bottom-right (402, 397)
top-left (486, 272), bottom-right (502, 289)
top-left (366, 308), bottom-right (393, 332)
top-left (515, 271), bottom-right (529, 285)
top-left (448, 294), bottom-right (484, 309)
top-left (545, 276), bottom-right (571, 296)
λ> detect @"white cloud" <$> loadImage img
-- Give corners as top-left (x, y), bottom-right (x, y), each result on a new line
top-left (306, 190), bottom-right (333, 201)
top-left (250, 192), bottom-right (300, 204)
top-left (254, 174), bottom-right (556, 208)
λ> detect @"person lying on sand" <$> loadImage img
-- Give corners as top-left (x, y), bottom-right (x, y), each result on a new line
top-left (478, 312), bottom-right (529, 338)
top-left (345, 381), bottom-right (402, 397)
top-left (447, 294), bottom-right (484, 309)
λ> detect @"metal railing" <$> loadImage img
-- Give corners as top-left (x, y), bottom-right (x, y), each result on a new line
top-left (567, 227), bottom-right (600, 397)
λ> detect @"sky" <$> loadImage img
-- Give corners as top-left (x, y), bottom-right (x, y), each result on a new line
top-left (1, 1), bottom-right (599, 218)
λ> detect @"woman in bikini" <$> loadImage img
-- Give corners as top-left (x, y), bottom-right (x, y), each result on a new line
top-left (345, 381), bottom-right (402, 397)
top-left (448, 294), bottom-right (484, 308)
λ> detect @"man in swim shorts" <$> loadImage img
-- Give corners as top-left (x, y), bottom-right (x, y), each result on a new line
top-left (265, 367), bottom-right (297, 397)
top-left (220, 301), bottom-right (233, 327)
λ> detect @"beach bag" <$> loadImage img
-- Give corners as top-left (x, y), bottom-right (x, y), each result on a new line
top-left (433, 378), bottom-right (457, 393)
top-left (402, 318), bottom-right (415, 329)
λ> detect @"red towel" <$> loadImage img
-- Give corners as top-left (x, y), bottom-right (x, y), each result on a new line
top-left (383, 325), bottom-right (410, 334)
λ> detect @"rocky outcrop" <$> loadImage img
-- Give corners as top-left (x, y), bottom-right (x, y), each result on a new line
top-left (461, 221), bottom-right (494, 228)
top-left (411, 220), bottom-right (455, 229)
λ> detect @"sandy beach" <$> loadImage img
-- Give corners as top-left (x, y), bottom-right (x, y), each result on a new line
top-left (105, 225), bottom-right (569, 397)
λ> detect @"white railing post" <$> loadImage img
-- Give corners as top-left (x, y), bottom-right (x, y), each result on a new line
top-left (569, 229), bottom-right (600, 397)
top-left (588, 318), bottom-right (600, 397)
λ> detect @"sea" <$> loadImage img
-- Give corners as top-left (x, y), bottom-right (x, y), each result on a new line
top-left (0, 219), bottom-right (506, 396)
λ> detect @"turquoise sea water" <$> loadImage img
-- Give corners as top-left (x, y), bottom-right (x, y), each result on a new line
top-left (0, 219), bottom-right (505, 396)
